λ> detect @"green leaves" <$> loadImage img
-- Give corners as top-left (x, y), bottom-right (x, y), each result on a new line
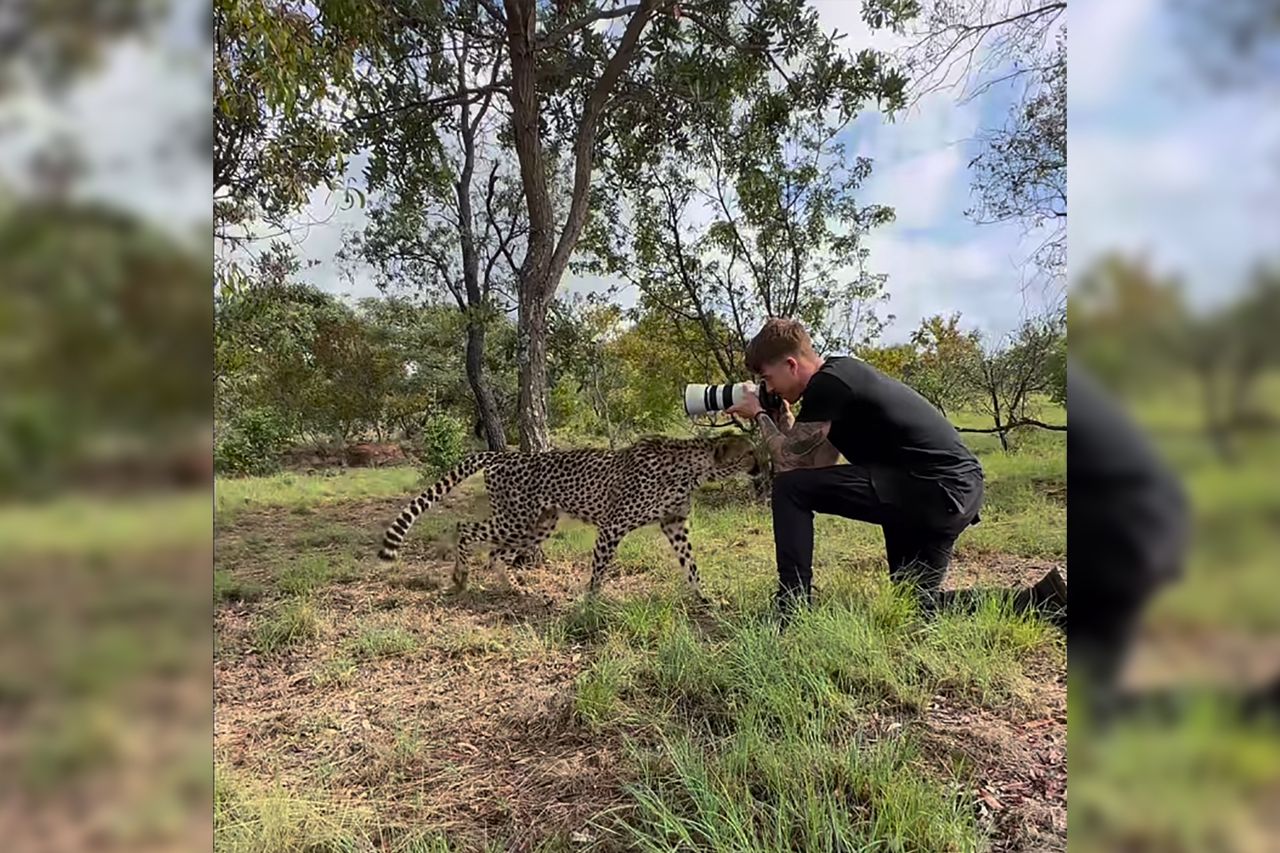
top-left (215, 0), bottom-right (394, 229)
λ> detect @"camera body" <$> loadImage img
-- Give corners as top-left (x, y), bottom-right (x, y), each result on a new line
top-left (684, 381), bottom-right (783, 418)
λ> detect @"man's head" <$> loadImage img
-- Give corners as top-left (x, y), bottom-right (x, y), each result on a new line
top-left (745, 318), bottom-right (824, 403)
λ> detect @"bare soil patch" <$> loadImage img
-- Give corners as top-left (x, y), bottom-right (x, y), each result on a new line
top-left (216, 503), bottom-right (1068, 850)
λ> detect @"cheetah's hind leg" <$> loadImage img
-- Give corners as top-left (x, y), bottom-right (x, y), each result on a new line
top-left (491, 507), bottom-right (559, 590)
top-left (453, 518), bottom-right (497, 591)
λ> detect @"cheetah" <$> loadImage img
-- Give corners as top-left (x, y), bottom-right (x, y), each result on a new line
top-left (377, 434), bottom-right (759, 598)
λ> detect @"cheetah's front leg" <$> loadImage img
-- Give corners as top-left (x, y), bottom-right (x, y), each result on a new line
top-left (661, 516), bottom-right (708, 604)
top-left (586, 524), bottom-right (627, 596)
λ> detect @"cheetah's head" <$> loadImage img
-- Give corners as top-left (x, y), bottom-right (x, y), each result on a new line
top-left (709, 434), bottom-right (760, 478)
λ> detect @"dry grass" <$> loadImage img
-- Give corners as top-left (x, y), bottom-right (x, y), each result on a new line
top-left (214, 461), bottom-right (1067, 850)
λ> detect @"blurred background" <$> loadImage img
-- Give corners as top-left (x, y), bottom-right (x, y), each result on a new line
top-left (2, 0), bottom-right (1277, 848)
top-left (0, 0), bottom-right (212, 850)
top-left (1069, 0), bottom-right (1280, 849)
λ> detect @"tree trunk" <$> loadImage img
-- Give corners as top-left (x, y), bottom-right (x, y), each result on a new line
top-left (454, 53), bottom-right (507, 453)
top-left (516, 287), bottom-right (552, 450)
top-left (1199, 364), bottom-right (1235, 463)
top-left (502, 0), bottom-right (656, 452)
top-left (465, 318), bottom-right (507, 451)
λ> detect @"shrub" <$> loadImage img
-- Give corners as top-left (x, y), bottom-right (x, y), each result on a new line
top-left (418, 412), bottom-right (467, 477)
top-left (215, 407), bottom-right (294, 476)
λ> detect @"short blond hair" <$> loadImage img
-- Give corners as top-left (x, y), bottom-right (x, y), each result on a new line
top-left (745, 317), bottom-right (817, 373)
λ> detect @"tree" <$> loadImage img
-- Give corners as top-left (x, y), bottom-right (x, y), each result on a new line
top-left (1172, 0), bottom-right (1280, 90)
top-left (968, 33), bottom-right (1065, 285)
top-left (1166, 265), bottom-right (1280, 461)
top-left (1, 199), bottom-right (210, 495)
top-left (546, 297), bottom-right (628, 448)
top-left (866, 0), bottom-right (1067, 290)
top-left (214, 0), bottom-right (387, 253)
top-left (359, 298), bottom-right (519, 442)
top-left (347, 1), bottom-right (529, 451)
top-left (399, 0), bottom-right (905, 450)
top-left (582, 3), bottom-right (905, 381)
top-left (854, 342), bottom-right (917, 381)
top-left (0, 0), bottom-right (161, 92)
top-left (962, 316), bottom-right (1066, 450)
top-left (546, 297), bottom-right (704, 445)
top-left (494, 0), bottom-right (673, 450)
top-left (1068, 253), bottom-right (1188, 392)
top-left (904, 313), bottom-right (982, 417)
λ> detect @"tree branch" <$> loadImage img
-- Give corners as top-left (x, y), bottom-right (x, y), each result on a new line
top-left (548, 0), bottom-right (669, 283)
top-left (344, 80), bottom-right (511, 125)
top-left (539, 3), bottom-right (643, 51)
top-left (956, 417), bottom-right (1066, 434)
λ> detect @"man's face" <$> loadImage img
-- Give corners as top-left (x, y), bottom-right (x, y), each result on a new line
top-left (757, 357), bottom-right (808, 403)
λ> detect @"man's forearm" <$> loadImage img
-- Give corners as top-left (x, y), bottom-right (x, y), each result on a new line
top-left (754, 414), bottom-right (835, 471)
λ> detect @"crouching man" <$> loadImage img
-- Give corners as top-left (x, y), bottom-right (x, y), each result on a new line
top-left (724, 318), bottom-right (1066, 623)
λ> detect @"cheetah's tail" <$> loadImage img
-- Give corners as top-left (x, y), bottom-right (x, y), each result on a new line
top-left (377, 452), bottom-right (503, 561)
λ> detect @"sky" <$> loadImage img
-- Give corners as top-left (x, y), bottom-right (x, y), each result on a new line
top-left (273, 0), bottom-right (1056, 346)
top-left (1070, 0), bottom-right (1280, 310)
top-left (4, 0), bottom-right (1276, 332)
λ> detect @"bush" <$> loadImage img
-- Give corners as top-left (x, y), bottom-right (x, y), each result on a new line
top-left (214, 407), bottom-right (294, 477)
top-left (0, 396), bottom-right (78, 498)
top-left (418, 412), bottom-right (467, 477)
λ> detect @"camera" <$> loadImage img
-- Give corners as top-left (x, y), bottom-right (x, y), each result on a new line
top-left (684, 381), bottom-right (783, 417)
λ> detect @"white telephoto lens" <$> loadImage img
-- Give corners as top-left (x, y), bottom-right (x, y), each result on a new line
top-left (684, 382), bottom-right (757, 417)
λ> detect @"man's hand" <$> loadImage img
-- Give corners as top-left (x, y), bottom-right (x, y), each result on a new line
top-left (724, 389), bottom-right (764, 420)
top-left (775, 399), bottom-right (795, 432)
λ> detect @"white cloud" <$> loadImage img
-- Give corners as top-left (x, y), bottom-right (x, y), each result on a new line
top-left (0, 33), bottom-right (208, 233)
top-left (866, 144), bottom-right (963, 228)
top-left (866, 227), bottom-right (1038, 344)
top-left (1070, 100), bottom-right (1280, 309)
top-left (808, 0), bottom-right (908, 54)
top-left (1070, 0), bottom-right (1159, 109)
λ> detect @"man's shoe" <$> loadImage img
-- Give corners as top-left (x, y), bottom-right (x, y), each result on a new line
top-left (775, 587), bottom-right (812, 631)
top-left (1031, 567), bottom-right (1067, 629)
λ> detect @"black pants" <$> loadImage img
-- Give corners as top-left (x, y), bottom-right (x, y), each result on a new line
top-left (771, 465), bottom-right (982, 609)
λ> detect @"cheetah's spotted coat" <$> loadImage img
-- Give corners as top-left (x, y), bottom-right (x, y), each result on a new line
top-left (378, 435), bottom-right (758, 596)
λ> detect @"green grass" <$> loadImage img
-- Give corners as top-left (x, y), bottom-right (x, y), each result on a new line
top-left (214, 768), bottom-right (377, 853)
top-left (311, 655), bottom-right (358, 688)
top-left (214, 763), bottom-right (558, 852)
top-left (347, 624), bottom-right (419, 660)
top-left (618, 727), bottom-right (979, 852)
top-left (216, 466), bottom-right (424, 520)
top-left (277, 554), bottom-right (360, 596)
top-left (1070, 698), bottom-right (1280, 853)
top-left (0, 491), bottom-right (210, 557)
top-left (1124, 394), bottom-right (1280, 633)
top-left (214, 420), bottom-right (1066, 850)
top-left (1068, 376), bottom-right (1280, 852)
top-left (214, 568), bottom-right (264, 603)
top-left (253, 597), bottom-right (322, 654)
top-left (557, 586), bottom-right (1056, 850)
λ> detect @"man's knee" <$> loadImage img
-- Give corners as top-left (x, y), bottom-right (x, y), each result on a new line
top-left (771, 468), bottom-right (807, 502)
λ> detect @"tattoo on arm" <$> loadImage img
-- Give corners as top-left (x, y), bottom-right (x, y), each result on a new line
top-left (777, 407), bottom-right (795, 433)
top-left (755, 416), bottom-right (834, 471)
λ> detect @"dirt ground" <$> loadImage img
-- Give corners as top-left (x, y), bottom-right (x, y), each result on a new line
top-left (214, 500), bottom-right (1067, 850)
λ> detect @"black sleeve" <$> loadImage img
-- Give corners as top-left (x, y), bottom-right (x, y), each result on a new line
top-left (795, 371), bottom-right (846, 423)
